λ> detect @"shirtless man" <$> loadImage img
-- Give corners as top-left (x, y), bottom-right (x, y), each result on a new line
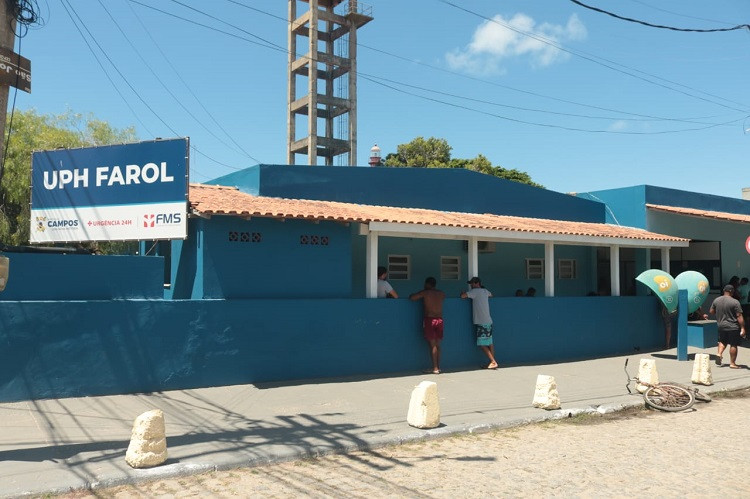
top-left (409, 277), bottom-right (446, 374)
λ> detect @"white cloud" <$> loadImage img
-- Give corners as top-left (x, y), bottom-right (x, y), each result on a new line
top-left (608, 120), bottom-right (628, 131)
top-left (446, 13), bottom-right (587, 74)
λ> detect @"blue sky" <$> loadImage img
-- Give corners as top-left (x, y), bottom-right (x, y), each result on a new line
top-left (13, 0), bottom-right (750, 197)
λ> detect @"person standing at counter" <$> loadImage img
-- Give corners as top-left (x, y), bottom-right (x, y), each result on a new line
top-left (377, 266), bottom-right (398, 298)
top-left (409, 277), bottom-right (446, 374)
top-left (461, 277), bottom-right (499, 369)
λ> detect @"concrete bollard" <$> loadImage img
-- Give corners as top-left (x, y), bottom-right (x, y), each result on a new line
top-left (532, 374), bottom-right (561, 410)
top-left (407, 380), bottom-right (440, 429)
top-left (637, 358), bottom-right (659, 394)
top-left (691, 353), bottom-right (713, 385)
top-left (125, 409), bottom-right (168, 469)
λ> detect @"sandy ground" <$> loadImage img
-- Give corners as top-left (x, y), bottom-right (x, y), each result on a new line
top-left (63, 391), bottom-right (750, 498)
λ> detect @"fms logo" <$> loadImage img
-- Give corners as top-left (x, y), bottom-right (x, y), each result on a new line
top-left (143, 212), bottom-right (182, 228)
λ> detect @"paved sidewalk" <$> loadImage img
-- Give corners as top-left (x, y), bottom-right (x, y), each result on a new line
top-left (2, 346), bottom-right (749, 497)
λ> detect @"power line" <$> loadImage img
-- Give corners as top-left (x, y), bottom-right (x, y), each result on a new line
top-left (96, 0), bottom-right (262, 164)
top-left (365, 74), bottom-right (736, 127)
top-left (570, 0), bottom-right (750, 33)
top-left (125, 0), bottom-right (262, 165)
top-left (437, 0), bottom-right (750, 113)
top-left (361, 73), bottom-right (743, 135)
top-left (137, 1), bottom-right (744, 133)
top-left (62, 0), bottom-right (245, 175)
top-left (626, 0), bottom-right (739, 27)
top-left (59, 0), bottom-right (155, 137)
top-left (220, 0), bottom-right (747, 124)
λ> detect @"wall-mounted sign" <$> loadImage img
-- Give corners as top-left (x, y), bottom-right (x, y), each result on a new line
top-left (30, 138), bottom-right (189, 243)
top-left (746, 235), bottom-right (750, 255)
top-left (0, 46), bottom-right (30, 93)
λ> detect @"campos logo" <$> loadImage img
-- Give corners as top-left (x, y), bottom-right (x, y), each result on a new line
top-left (36, 217), bottom-right (79, 231)
top-left (35, 216), bottom-right (46, 232)
top-left (143, 212), bottom-right (182, 228)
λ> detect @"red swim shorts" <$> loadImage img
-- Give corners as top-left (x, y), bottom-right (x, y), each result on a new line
top-left (422, 317), bottom-right (444, 341)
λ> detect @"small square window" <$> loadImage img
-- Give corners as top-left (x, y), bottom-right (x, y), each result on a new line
top-left (558, 259), bottom-right (577, 279)
top-left (526, 258), bottom-right (544, 280)
top-left (440, 256), bottom-right (460, 280)
top-left (388, 255), bottom-right (410, 280)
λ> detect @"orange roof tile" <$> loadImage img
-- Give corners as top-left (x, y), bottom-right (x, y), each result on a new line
top-left (189, 184), bottom-right (687, 244)
top-left (647, 203), bottom-right (750, 224)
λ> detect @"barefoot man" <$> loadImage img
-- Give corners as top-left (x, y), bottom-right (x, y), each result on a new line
top-left (409, 277), bottom-right (446, 374)
top-left (461, 277), bottom-right (499, 369)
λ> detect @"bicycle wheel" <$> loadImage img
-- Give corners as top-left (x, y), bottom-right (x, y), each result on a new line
top-left (692, 389), bottom-right (712, 403)
top-left (662, 381), bottom-right (712, 403)
top-left (643, 384), bottom-right (695, 412)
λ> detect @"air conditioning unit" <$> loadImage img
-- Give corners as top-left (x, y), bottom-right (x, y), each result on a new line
top-left (462, 241), bottom-right (496, 253)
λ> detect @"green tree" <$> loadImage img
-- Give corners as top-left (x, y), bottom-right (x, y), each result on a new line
top-left (0, 109), bottom-right (138, 252)
top-left (385, 136), bottom-right (543, 188)
top-left (383, 136), bottom-right (452, 167)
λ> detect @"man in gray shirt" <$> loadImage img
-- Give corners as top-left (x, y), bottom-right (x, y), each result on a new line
top-left (709, 284), bottom-right (746, 368)
top-left (461, 277), bottom-right (498, 369)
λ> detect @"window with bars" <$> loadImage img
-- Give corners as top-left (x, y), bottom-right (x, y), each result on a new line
top-left (525, 258), bottom-right (544, 279)
top-left (558, 259), bottom-right (577, 279)
top-left (440, 256), bottom-right (460, 280)
top-left (388, 255), bottom-right (410, 280)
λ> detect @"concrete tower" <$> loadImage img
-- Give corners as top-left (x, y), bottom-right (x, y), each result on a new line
top-left (287, 0), bottom-right (373, 166)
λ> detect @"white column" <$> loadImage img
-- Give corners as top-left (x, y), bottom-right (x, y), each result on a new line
top-left (610, 245), bottom-right (620, 297)
top-left (545, 242), bottom-right (554, 297)
top-left (365, 231), bottom-right (378, 298)
top-left (661, 247), bottom-right (670, 273)
top-left (467, 237), bottom-right (478, 280)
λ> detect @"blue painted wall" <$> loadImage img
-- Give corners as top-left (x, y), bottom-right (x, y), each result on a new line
top-left (579, 184), bottom-right (750, 228)
top-left (575, 186), bottom-right (648, 227)
top-left (0, 253), bottom-right (164, 300)
top-left (179, 216), bottom-right (352, 299)
top-left (0, 296), bottom-right (664, 402)
top-left (644, 185), bottom-right (750, 215)
top-left (209, 165), bottom-right (606, 223)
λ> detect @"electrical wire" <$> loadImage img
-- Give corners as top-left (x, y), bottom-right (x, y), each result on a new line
top-left (96, 0), bottom-right (261, 164)
top-left (0, 0), bottom-right (43, 191)
top-left (63, 0), bottom-right (246, 175)
top-left (220, 0), bottom-right (747, 125)
top-left (626, 0), bottom-right (739, 27)
top-left (125, 0), bottom-right (262, 165)
top-left (570, 0), bottom-right (750, 33)
top-left (437, 0), bottom-right (750, 113)
top-left (0, 34), bottom-right (21, 198)
top-left (222, 0), bottom-right (749, 120)
top-left (361, 73), bottom-right (743, 135)
top-left (137, 0), bottom-right (744, 134)
top-left (364, 74), bottom-right (736, 127)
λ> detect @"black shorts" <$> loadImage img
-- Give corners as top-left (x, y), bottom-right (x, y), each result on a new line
top-left (718, 329), bottom-right (742, 347)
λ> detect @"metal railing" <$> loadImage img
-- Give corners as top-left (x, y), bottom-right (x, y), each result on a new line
top-left (344, 1), bottom-right (372, 17)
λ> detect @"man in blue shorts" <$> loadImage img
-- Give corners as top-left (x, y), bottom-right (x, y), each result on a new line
top-left (461, 277), bottom-right (499, 369)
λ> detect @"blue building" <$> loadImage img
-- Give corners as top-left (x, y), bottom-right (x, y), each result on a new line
top-left (577, 185), bottom-right (750, 297)
top-left (0, 167), bottom-right (700, 402)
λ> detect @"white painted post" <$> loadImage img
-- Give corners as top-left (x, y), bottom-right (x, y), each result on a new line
top-left (366, 231), bottom-right (378, 298)
top-left (467, 237), bottom-right (478, 280)
top-left (610, 245), bottom-right (620, 297)
top-left (545, 242), bottom-right (554, 297)
top-left (661, 247), bottom-right (670, 274)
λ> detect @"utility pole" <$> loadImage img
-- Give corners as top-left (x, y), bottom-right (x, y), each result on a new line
top-left (0, 0), bottom-right (16, 183)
